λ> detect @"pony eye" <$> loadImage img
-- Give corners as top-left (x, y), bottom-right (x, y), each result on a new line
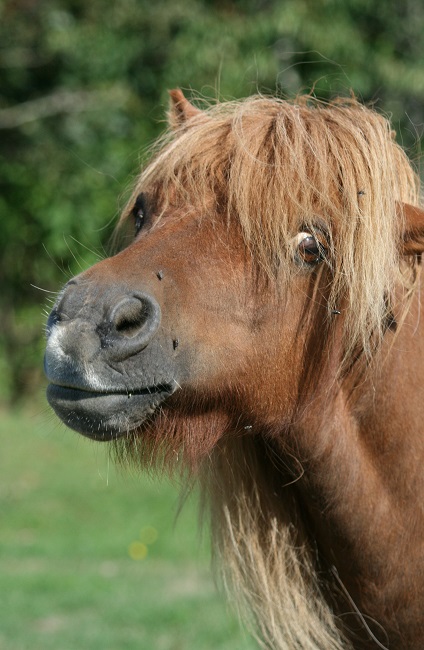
top-left (132, 193), bottom-right (147, 236)
top-left (295, 232), bottom-right (327, 265)
top-left (134, 208), bottom-right (145, 235)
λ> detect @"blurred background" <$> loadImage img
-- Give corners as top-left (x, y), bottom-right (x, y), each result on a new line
top-left (0, 1), bottom-right (423, 648)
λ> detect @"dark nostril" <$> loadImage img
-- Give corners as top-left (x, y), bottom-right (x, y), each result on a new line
top-left (107, 292), bottom-right (161, 356)
top-left (113, 298), bottom-right (150, 338)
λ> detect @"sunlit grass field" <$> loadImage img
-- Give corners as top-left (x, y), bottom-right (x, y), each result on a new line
top-left (0, 403), bottom-right (257, 650)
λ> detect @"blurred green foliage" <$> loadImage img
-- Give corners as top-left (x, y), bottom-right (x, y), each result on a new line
top-left (1, 0), bottom-right (423, 402)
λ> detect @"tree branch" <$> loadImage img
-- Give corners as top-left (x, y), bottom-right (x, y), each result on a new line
top-left (0, 87), bottom-right (130, 129)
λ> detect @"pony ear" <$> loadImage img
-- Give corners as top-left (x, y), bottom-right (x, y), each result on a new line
top-left (168, 89), bottom-right (203, 128)
top-left (399, 203), bottom-right (424, 256)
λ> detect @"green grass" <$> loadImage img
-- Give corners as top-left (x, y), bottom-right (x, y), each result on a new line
top-left (0, 403), bottom-right (257, 650)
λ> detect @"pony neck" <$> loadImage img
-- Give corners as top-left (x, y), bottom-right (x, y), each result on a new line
top-left (278, 297), bottom-right (424, 642)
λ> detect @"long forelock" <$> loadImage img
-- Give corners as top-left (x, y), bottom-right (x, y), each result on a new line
top-left (123, 94), bottom-right (420, 361)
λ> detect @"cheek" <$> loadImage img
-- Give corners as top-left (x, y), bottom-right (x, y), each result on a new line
top-left (164, 273), bottom-right (255, 386)
top-left (167, 277), bottom-right (300, 405)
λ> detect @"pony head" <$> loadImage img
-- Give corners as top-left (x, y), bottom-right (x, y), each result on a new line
top-left (45, 90), bottom-right (423, 466)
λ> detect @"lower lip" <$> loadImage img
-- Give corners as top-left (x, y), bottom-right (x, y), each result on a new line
top-left (47, 383), bottom-right (173, 441)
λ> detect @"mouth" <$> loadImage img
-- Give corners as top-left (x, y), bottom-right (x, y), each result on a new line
top-left (47, 382), bottom-right (175, 441)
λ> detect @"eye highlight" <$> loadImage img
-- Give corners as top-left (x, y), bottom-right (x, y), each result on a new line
top-left (132, 193), bottom-right (147, 236)
top-left (294, 231), bottom-right (328, 266)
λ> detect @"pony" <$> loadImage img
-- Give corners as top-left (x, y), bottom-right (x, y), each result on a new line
top-left (44, 89), bottom-right (424, 649)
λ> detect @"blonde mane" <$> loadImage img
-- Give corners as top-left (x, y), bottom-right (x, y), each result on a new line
top-left (117, 96), bottom-right (422, 649)
top-left (123, 95), bottom-right (420, 360)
